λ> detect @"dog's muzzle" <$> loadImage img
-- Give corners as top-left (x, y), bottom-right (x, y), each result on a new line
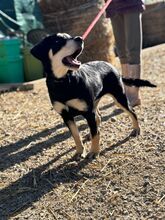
top-left (62, 36), bottom-right (84, 68)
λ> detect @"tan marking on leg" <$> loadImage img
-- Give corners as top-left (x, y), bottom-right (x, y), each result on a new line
top-left (109, 95), bottom-right (139, 130)
top-left (94, 99), bottom-right (101, 126)
top-left (116, 101), bottom-right (139, 129)
top-left (94, 99), bottom-right (100, 110)
top-left (90, 132), bottom-right (100, 153)
top-left (68, 121), bottom-right (84, 154)
top-left (96, 110), bottom-right (101, 127)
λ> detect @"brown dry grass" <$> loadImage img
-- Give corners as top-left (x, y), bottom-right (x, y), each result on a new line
top-left (0, 44), bottom-right (165, 219)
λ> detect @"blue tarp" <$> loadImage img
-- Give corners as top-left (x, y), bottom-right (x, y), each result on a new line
top-left (0, 0), bottom-right (19, 32)
top-left (0, 0), bottom-right (43, 34)
top-left (14, 0), bottom-right (43, 33)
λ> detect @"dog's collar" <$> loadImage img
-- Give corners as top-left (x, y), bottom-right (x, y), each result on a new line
top-left (46, 70), bottom-right (73, 83)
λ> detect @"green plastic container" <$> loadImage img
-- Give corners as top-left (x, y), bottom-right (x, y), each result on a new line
top-left (0, 38), bottom-right (22, 58)
top-left (0, 56), bottom-right (24, 83)
top-left (23, 47), bottom-right (43, 82)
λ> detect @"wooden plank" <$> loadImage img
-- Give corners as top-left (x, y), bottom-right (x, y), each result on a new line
top-left (0, 83), bottom-right (34, 93)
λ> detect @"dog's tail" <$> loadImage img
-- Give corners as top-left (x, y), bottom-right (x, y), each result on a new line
top-left (122, 78), bottom-right (157, 88)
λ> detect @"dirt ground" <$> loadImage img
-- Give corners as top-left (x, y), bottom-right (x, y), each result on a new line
top-left (0, 44), bottom-right (165, 220)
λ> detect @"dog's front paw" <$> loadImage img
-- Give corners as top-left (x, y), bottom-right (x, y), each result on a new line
top-left (86, 152), bottom-right (99, 160)
top-left (130, 128), bottom-right (140, 137)
top-left (73, 149), bottom-right (87, 161)
top-left (72, 153), bottom-right (83, 161)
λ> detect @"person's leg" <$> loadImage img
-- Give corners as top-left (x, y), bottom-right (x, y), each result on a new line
top-left (124, 11), bottom-right (143, 106)
top-left (110, 14), bottom-right (128, 66)
top-left (110, 14), bottom-right (130, 101)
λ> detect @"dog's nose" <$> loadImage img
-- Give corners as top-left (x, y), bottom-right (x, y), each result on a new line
top-left (74, 36), bottom-right (83, 43)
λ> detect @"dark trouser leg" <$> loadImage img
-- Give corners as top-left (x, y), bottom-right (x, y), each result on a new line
top-left (110, 14), bottom-right (128, 64)
top-left (124, 12), bottom-right (142, 106)
top-left (124, 12), bottom-right (142, 65)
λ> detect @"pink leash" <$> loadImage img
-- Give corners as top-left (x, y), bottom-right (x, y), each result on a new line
top-left (82, 0), bottom-right (112, 40)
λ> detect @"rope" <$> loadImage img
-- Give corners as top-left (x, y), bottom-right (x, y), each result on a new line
top-left (82, 0), bottom-right (112, 40)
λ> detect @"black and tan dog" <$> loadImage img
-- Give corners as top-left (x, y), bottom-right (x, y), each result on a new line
top-left (31, 33), bottom-right (156, 159)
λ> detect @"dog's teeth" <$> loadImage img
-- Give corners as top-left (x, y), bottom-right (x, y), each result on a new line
top-left (66, 57), bottom-right (81, 65)
top-left (73, 59), bottom-right (81, 64)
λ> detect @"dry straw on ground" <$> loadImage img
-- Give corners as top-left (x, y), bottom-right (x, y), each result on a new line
top-left (0, 44), bottom-right (165, 219)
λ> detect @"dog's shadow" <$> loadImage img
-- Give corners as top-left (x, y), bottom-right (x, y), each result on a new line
top-left (0, 101), bottom-right (120, 172)
top-left (0, 103), bottom-right (127, 218)
top-left (0, 135), bottom-right (131, 218)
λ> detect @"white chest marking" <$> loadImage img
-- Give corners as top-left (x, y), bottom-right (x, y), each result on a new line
top-left (66, 99), bottom-right (88, 111)
top-left (53, 102), bottom-right (68, 114)
top-left (48, 49), bottom-right (69, 78)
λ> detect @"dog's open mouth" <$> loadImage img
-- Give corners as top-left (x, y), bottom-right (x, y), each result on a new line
top-left (62, 48), bottom-right (82, 68)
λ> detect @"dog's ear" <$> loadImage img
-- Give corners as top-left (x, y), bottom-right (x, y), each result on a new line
top-left (30, 36), bottom-right (51, 62)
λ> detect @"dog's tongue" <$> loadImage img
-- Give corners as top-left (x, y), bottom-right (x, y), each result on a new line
top-left (66, 56), bottom-right (81, 67)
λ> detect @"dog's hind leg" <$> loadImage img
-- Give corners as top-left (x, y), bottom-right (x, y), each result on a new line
top-left (84, 112), bottom-right (100, 159)
top-left (94, 99), bottom-right (102, 127)
top-left (109, 87), bottom-right (140, 136)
